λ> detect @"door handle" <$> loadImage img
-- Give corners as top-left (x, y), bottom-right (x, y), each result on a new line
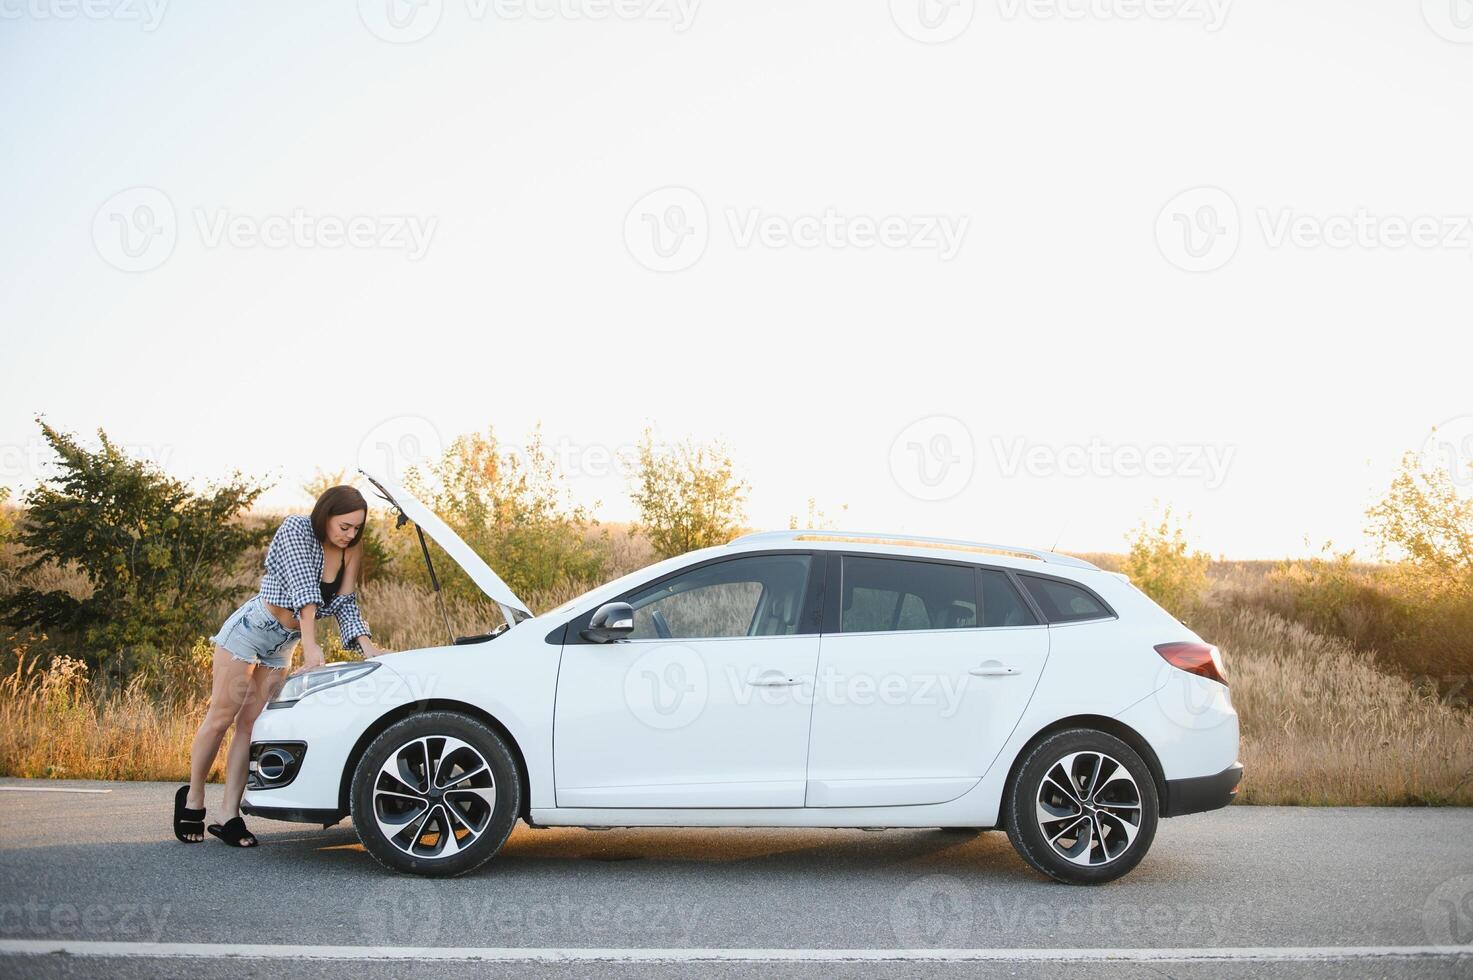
top-left (749, 669), bottom-right (802, 687)
top-left (969, 661), bottom-right (1020, 677)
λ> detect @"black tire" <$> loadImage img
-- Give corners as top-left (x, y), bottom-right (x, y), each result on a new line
top-left (1004, 729), bottom-right (1158, 885)
top-left (350, 711), bottom-right (521, 878)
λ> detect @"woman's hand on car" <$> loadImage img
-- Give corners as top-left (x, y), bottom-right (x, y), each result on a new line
top-left (294, 641), bottom-right (325, 675)
top-left (358, 636), bottom-right (390, 659)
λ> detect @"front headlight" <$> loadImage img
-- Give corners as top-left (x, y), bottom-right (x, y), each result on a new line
top-left (270, 661), bottom-right (381, 708)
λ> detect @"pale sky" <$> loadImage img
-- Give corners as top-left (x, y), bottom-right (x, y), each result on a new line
top-left (3, 0), bottom-right (1471, 559)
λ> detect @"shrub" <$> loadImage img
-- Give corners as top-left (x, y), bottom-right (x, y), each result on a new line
top-left (631, 428), bottom-right (749, 559)
top-left (401, 427), bottom-right (609, 601)
top-left (1122, 505), bottom-right (1210, 619)
top-left (0, 422), bottom-right (269, 681)
top-left (1234, 451), bottom-right (1473, 684)
top-left (1367, 451), bottom-right (1473, 600)
top-left (0, 486), bottom-right (14, 589)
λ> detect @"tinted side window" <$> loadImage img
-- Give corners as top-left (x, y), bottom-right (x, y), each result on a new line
top-left (841, 557), bottom-right (976, 633)
top-left (1020, 575), bottom-right (1112, 623)
top-left (978, 569), bottom-right (1038, 627)
top-left (627, 555), bottom-right (812, 639)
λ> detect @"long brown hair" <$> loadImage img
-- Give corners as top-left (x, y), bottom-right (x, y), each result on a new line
top-left (310, 485), bottom-right (368, 547)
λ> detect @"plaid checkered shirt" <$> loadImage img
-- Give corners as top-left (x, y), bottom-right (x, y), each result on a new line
top-left (259, 514), bottom-right (371, 652)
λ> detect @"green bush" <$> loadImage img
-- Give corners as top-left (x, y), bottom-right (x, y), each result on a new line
top-left (1122, 506), bottom-right (1210, 619)
top-left (1251, 452), bottom-right (1473, 683)
top-left (400, 427), bottom-right (609, 601)
top-left (0, 423), bottom-right (269, 681)
top-left (631, 428), bottom-right (749, 559)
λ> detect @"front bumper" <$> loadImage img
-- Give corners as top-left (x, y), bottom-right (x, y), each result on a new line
top-left (240, 802), bottom-right (346, 826)
top-left (1162, 762), bottom-right (1243, 817)
top-left (240, 660), bottom-right (416, 823)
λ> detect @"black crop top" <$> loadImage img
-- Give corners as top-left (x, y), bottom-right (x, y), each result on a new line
top-left (321, 552), bottom-right (346, 605)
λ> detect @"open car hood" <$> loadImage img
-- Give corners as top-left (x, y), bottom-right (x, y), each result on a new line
top-left (360, 469), bottom-right (534, 628)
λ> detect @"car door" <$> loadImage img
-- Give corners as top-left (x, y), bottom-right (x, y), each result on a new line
top-left (554, 552), bottom-right (823, 808)
top-left (804, 554), bottom-right (1050, 807)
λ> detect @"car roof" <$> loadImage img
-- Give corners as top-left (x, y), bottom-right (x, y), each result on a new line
top-left (726, 529), bottom-right (1098, 574)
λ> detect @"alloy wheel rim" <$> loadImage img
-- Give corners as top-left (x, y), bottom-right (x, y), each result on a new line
top-left (372, 735), bottom-right (496, 860)
top-left (1034, 750), bottom-right (1142, 867)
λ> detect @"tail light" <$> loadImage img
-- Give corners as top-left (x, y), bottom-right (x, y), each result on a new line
top-left (1154, 641), bottom-right (1228, 686)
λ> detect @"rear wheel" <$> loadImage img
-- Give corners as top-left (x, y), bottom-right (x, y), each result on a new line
top-left (350, 711), bottom-right (521, 877)
top-left (1004, 728), bottom-right (1158, 885)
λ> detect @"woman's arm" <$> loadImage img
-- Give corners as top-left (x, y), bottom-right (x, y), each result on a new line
top-left (335, 541), bottom-right (388, 657)
top-left (331, 594), bottom-right (382, 657)
top-left (296, 603), bottom-right (324, 671)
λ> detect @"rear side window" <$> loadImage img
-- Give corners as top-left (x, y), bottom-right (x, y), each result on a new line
top-left (1019, 575), bottom-right (1113, 624)
top-left (977, 569), bottom-right (1038, 627)
top-left (841, 557), bottom-right (976, 633)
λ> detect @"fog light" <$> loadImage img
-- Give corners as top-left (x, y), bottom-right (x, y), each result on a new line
top-left (248, 741), bottom-right (307, 790)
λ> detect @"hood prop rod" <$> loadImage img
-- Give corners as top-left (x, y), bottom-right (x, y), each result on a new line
top-left (410, 517), bottom-right (455, 646)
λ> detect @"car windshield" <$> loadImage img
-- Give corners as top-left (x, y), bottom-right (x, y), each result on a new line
top-left (542, 551), bottom-right (706, 619)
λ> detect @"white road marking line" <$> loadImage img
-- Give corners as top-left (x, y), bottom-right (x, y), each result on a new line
top-left (0, 786), bottom-right (112, 794)
top-left (0, 941), bottom-right (1469, 963)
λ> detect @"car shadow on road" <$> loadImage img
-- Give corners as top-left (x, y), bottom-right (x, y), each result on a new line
top-left (7, 811), bottom-right (1185, 894)
top-left (193, 820), bottom-right (1085, 885)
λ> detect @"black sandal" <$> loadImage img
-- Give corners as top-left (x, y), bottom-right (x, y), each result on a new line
top-left (173, 786), bottom-right (205, 843)
top-left (207, 816), bottom-right (259, 848)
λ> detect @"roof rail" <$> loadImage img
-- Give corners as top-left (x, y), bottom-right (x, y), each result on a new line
top-left (728, 530), bottom-right (1099, 570)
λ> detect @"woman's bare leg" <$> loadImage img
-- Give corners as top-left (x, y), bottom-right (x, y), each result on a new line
top-left (219, 663), bottom-right (291, 826)
top-left (185, 649), bottom-right (256, 837)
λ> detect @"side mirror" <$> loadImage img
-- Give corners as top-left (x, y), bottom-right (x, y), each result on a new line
top-left (581, 602), bottom-right (635, 643)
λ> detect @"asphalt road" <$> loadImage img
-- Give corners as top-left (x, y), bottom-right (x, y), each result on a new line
top-left (1, 779), bottom-right (1470, 980)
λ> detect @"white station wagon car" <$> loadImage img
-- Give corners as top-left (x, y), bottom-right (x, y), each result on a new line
top-left (243, 472), bottom-right (1241, 884)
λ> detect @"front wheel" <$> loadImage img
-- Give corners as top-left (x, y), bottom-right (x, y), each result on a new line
top-left (350, 711), bottom-right (521, 877)
top-left (1004, 729), bottom-right (1158, 885)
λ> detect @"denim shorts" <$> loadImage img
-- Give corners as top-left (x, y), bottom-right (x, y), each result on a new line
top-left (211, 595), bottom-right (300, 669)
